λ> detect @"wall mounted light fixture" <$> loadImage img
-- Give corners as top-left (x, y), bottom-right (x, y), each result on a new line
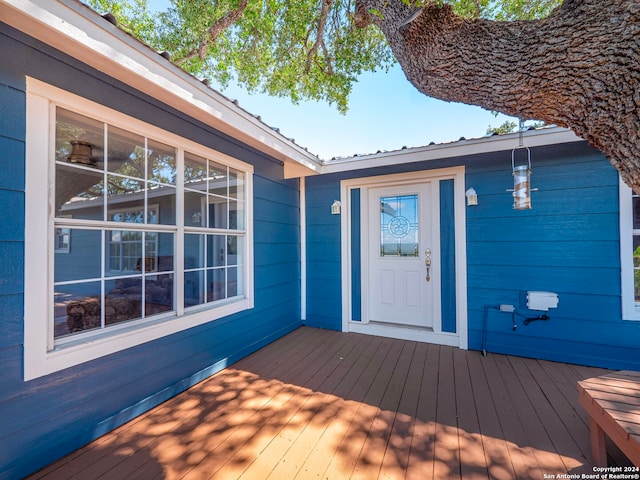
top-left (465, 187), bottom-right (478, 206)
top-left (331, 200), bottom-right (341, 215)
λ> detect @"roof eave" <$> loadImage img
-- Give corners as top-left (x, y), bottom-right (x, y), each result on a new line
top-left (1, 0), bottom-right (322, 176)
top-left (321, 127), bottom-right (584, 174)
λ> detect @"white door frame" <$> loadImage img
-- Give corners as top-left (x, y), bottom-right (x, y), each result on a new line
top-left (339, 167), bottom-right (468, 349)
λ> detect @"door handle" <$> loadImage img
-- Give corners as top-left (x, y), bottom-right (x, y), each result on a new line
top-left (425, 248), bottom-right (431, 282)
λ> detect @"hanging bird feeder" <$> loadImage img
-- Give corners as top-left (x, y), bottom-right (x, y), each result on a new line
top-left (512, 146), bottom-right (532, 210)
top-left (508, 120), bottom-right (537, 210)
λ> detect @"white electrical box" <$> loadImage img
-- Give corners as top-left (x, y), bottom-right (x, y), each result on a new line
top-left (527, 291), bottom-right (559, 311)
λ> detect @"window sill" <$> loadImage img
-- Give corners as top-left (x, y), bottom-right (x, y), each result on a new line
top-left (25, 297), bottom-right (253, 381)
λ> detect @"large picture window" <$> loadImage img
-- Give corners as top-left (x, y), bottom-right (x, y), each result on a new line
top-left (24, 79), bottom-right (254, 379)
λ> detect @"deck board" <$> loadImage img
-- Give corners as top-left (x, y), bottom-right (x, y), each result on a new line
top-left (288, 334), bottom-right (383, 479)
top-left (349, 338), bottom-right (407, 479)
top-left (192, 328), bottom-right (353, 480)
top-left (510, 355), bottom-right (589, 473)
top-left (452, 348), bottom-right (490, 480)
top-left (525, 358), bottom-right (592, 462)
top-left (433, 346), bottom-right (460, 480)
top-left (475, 349), bottom-right (530, 479)
top-left (378, 342), bottom-right (425, 480)
top-left (405, 342), bottom-right (439, 480)
top-left (28, 327), bottom-right (633, 480)
top-left (322, 336), bottom-right (395, 479)
top-left (229, 329), bottom-right (361, 479)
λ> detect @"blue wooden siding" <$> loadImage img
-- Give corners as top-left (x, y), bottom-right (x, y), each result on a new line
top-left (305, 144), bottom-right (640, 372)
top-left (439, 179), bottom-right (457, 333)
top-left (0, 25), bottom-right (301, 479)
top-left (305, 174), bottom-right (343, 329)
top-left (466, 147), bottom-right (639, 370)
top-left (0, 65), bottom-right (26, 391)
top-left (350, 188), bottom-right (362, 321)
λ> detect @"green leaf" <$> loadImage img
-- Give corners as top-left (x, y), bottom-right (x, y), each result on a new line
top-left (85, 0), bottom-right (561, 113)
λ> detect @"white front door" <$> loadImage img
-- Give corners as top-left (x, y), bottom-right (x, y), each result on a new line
top-left (365, 182), bottom-right (437, 328)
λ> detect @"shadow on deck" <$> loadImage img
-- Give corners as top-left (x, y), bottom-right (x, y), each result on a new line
top-left (28, 326), bottom-right (630, 479)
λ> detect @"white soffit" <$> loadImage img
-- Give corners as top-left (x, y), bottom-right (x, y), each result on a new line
top-left (1, 0), bottom-right (322, 176)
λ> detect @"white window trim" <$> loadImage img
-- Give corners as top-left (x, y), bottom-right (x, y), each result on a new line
top-left (24, 78), bottom-right (254, 380)
top-left (619, 177), bottom-right (640, 321)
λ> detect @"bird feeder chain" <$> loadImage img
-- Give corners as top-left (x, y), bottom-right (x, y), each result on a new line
top-left (518, 118), bottom-right (524, 147)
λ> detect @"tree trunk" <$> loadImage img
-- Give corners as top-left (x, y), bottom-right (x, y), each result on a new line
top-left (357, 0), bottom-right (640, 189)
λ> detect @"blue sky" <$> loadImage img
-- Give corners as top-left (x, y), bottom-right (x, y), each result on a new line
top-left (147, 0), bottom-right (516, 160)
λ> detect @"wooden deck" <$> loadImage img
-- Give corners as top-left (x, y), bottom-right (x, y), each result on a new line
top-left (29, 327), bottom-right (629, 480)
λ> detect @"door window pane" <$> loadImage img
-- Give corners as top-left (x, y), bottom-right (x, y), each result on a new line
top-left (380, 194), bottom-right (419, 257)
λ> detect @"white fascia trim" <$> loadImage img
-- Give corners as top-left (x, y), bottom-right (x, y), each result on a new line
top-left (322, 127), bottom-right (582, 174)
top-left (1, 0), bottom-right (321, 175)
